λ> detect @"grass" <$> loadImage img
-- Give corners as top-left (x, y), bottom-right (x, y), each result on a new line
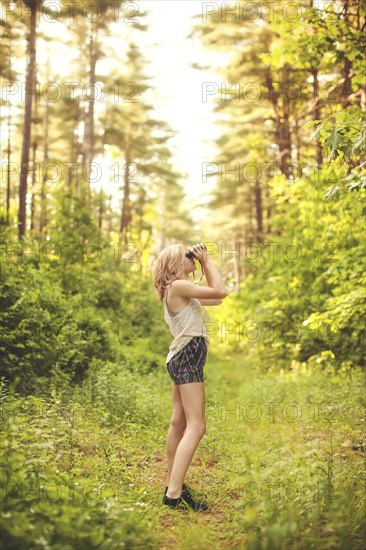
top-left (1, 347), bottom-right (365, 549)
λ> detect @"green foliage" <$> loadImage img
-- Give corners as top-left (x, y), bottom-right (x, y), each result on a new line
top-left (308, 105), bottom-right (366, 164)
top-left (0, 223), bottom-right (173, 393)
top-left (1, 2), bottom-right (365, 546)
top-left (212, 161), bottom-right (365, 368)
top-left (2, 352), bottom-right (364, 549)
top-left (50, 189), bottom-right (101, 251)
top-left (0, 379), bottom-right (158, 549)
top-left (122, 340), bottom-right (164, 376)
top-left (75, 358), bottom-right (166, 427)
top-left (0, 258), bottom-right (117, 393)
top-left (206, 99), bottom-right (366, 370)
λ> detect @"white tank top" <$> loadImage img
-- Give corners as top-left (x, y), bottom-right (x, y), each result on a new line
top-left (164, 286), bottom-right (209, 364)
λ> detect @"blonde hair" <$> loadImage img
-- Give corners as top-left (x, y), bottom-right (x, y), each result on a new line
top-left (153, 243), bottom-right (186, 301)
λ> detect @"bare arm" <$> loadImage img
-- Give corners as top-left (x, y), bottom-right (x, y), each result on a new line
top-left (170, 277), bottom-right (227, 300)
top-left (202, 257), bottom-right (227, 297)
top-left (171, 245), bottom-right (228, 300)
top-left (197, 298), bottom-right (223, 306)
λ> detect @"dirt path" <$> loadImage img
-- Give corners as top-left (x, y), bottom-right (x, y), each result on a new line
top-left (139, 447), bottom-right (235, 549)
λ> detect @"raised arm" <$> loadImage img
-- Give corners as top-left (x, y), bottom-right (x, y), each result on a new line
top-left (171, 244), bottom-right (228, 300)
top-left (202, 256), bottom-right (227, 297)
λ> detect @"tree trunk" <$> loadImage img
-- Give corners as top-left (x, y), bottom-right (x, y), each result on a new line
top-left (340, 57), bottom-right (353, 108)
top-left (254, 179), bottom-right (263, 243)
top-left (40, 107), bottom-right (49, 233)
top-left (294, 117), bottom-right (302, 175)
top-left (278, 103), bottom-right (292, 178)
top-left (233, 240), bottom-right (241, 291)
top-left (311, 68), bottom-right (323, 167)
top-left (108, 194), bottom-right (113, 233)
top-left (98, 190), bottom-right (103, 230)
top-left (135, 185), bottom-right (145, 245)
top-left (40, 50), bottom-right (50, 234)
top-left (339, 0), bottom-right (354, 109)
top-left (6, 96), bottom-right (12, 226)
top-left (82, 24), bottom-right (98, 209)
top-left (264, 178), bottom-right (271, 234)
top-left (30, 140), bottom-right (37, 231)
top-left (265, 67), bottom-right (292, 179)
top-left (120, 145), bottom-right (132, 243)
top-left (18, 1), bottom-right (37, 239)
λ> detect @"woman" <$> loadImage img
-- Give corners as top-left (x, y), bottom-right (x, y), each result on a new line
top-left (153, 242), bottom-right (228, 511)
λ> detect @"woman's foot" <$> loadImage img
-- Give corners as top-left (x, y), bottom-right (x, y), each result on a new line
top-left (162, 488), bottom-right (209, 511)
top-left (164, 482), bottom-right (192, 497)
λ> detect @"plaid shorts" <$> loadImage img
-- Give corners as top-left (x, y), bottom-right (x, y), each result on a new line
top-left (167, 336), bottom-right (208, 385)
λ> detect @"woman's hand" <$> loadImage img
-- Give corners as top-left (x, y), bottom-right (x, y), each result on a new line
top-left (190, 243), bottom-right (209, 265)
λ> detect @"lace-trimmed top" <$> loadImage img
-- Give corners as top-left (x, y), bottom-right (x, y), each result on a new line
top-left (164, 286), bottom-right (209, 364)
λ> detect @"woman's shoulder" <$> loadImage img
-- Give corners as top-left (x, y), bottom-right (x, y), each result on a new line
top-left (164, 279), bottom-right (181, 300)
top-left (167, 279), bottom-right (184, 292)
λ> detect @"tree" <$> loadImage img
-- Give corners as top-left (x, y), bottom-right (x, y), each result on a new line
top-left (18, 0), bottom-right (40, 239)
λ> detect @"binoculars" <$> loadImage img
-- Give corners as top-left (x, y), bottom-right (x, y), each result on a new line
top-left (185, 243), bottom-right (207, 261)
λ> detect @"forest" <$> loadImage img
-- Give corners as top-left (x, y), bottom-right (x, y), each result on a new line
top-left (0, 1), bottom-right (365, 548)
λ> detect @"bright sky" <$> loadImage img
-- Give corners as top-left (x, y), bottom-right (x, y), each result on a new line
top-left (137, 0), bottom-right (222, 206)
top-left (2, 0), bottom-right (224, 224)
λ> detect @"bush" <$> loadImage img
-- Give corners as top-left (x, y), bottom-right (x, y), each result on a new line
top-left (0, 261), bottom-right (116, 394)
top-left (0, 380), bottom-right (157, 549)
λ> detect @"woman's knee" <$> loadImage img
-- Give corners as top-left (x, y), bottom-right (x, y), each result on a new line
top-left (170, 416), bottom-right (187, 431)
top-left (187, 422), bottom-right (206, 439)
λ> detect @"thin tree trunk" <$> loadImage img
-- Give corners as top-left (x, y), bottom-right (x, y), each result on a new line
top-left (294, 117), bottom-right (302, 174)
top-left (241, 234), bottom-right (247, 281)
top-left (264, 178), bottom-right (271, 234)
top-left (340, 57), bottom-right (353, 108)
top-left (311, 68), bottom-right (323, 166)
top-left (40, 107), bottom-right (49, 233)
top-left (278, 101), bottom-right (292, 178)
top-left (30, 140), bottom-right (37, 231)
top-left (18, 1), bottom-right (37, 239)
top-left (108, 194), bottom-right (113, 233)
top-left (120, 145), bottom-right (132, 243)
top-left (6, 97), bottom-right (12, 226)
top-left (4, 24), bottom-right (12, 226)
top-left (98, 190), bottom-right (103, 230)
top-left (266, 67), bottom-right (292, 179)
top-left (82, 24), bottom-right (98, 209)
top-left (233, 239), bottom-right (241, 291)
top-left (254, 179), bottom-right (263, 243)
top-left (30, 72), bottom-right (39, 233)
top-left (135, 185), bottom-right (145, 245)
top-left (40, 50), bottom-right (50, 234)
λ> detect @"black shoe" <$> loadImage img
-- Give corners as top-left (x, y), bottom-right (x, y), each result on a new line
top-left (163, 488), bottom-right (209, 512)
top-left (164, 483), bottom-right (192, 496)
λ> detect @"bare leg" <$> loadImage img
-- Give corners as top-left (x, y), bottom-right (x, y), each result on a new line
top-left (166, 383), bottom-right (187, 485)
top-left (166, 381), bottom-right (206, 499)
